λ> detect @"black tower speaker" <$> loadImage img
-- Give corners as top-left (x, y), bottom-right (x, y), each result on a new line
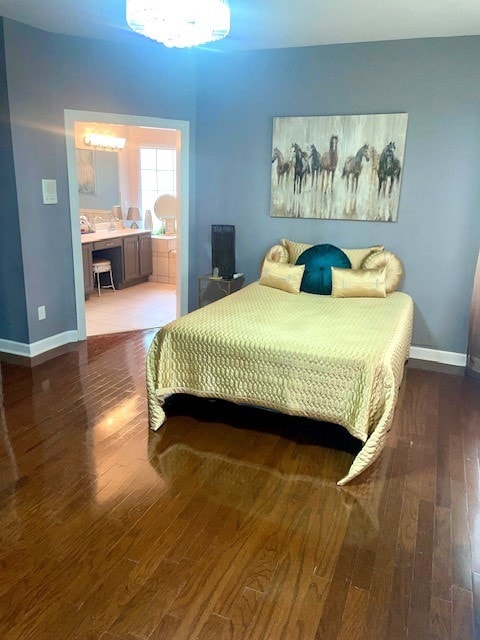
top-left (212, 224), bottom-right (235, 280)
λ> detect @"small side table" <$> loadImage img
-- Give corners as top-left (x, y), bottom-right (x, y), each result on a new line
top-left (198, 274), bottom-right (244, 308)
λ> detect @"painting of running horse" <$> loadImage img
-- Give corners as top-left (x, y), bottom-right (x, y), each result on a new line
top-left (270, 113), bottom-right (408, 222)
top-left (271, 147), bottom-right (292, 187)
top-left (291, 142), bottom-right (310, 195)
top-left (320, 135), bottom-right (339, 193)
top-left (378, 141), bottom-right (402, 196)
top-left (342, 143), bottom-right (370, 192)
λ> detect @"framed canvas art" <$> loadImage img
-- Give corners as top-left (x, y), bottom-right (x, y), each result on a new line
top-left (76, 149), bottom-right (96, 195)
top-left (270, 113), bottom-right (408, 222)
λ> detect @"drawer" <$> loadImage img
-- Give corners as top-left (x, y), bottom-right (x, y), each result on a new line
top-left (94, 238), bottom-right (123, 250)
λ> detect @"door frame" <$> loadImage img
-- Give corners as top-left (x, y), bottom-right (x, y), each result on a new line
top-left (64, 109), bottom-right (190, 341)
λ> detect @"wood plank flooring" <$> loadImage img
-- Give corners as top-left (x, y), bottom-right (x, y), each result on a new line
top-left (0, 330), bottom-right (479, 639)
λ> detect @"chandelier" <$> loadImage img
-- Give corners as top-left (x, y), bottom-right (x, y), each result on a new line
top-left (83, 133), bottom-right (126, 152)
top-left (126, 0), bottom-right (230, 48)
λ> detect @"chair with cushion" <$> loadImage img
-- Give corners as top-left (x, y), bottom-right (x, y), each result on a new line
top-left (92, 259), bottom-right (115, 296)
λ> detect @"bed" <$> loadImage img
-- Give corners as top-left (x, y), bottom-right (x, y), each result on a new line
top-left (147, 278), bottom-right (413, 486)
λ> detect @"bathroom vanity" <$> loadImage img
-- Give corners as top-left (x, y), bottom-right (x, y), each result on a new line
top-left (81, 229), bottom-right (152, 297)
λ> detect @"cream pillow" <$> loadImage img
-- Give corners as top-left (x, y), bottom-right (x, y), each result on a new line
top-left (331, 267), bottom-right (387, 298)
top-left (281, 240), bottom-right (383, 268)
top-left (341, 245), bottom-right (384, 270)
top-left (280, 238), bottom-right (314, 264)
top-left (259, 261), bottom-right (305, 294)
top-left (263, 244), bottom-right (289, 264)
top-left (362, 250), bottom-right (403, 293)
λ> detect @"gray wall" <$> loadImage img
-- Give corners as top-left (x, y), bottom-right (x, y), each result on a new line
top-left (2, 18), bottom-right (196, 344)
top-left (78, 150), bottom-right (120, 212)
top-left (0, 20), bottom-right (28, 343)
top-left (2, 17), bottom-right (479, 355)
top-left (195, 37), bottom-right (480, 353)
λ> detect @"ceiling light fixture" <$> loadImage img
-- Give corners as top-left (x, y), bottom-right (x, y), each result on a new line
top-left (126, 0), bottom-right (230, 48)
top-left (83, 133), bottom-right (126, 152)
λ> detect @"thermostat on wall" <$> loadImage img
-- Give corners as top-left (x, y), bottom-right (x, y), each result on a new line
top-left (42, 179), bottom-right (58, 205)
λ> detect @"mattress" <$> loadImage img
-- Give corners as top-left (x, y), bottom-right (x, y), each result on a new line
top-left (147, 282), bottom-right (413, 485)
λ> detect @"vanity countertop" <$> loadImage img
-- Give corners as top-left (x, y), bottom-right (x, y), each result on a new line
top-left (151, 234), bottom-right (177, 240)
top-left (80, 228), bottom-right (150, 244)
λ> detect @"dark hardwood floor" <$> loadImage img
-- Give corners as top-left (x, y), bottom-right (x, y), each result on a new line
top-left (0, 330), bottom-right (479, 639)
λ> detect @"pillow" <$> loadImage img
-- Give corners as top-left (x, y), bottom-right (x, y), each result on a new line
top-left (280, 238), bottom-right (314, 264)
top-left (331, 267), bottom-right (387, 298)
top-left (263, 244), bottom-right (289, 264)
top-left (281, 240), bottom-right (384, 268)
top-left (259, 261), bottom-right (305, 294)
top-left (362, 250), bottom-right (404, 293)
top-left (341, 245), bottom-right (384, 270)
top-left (296, 244), bottom-right (351, 295)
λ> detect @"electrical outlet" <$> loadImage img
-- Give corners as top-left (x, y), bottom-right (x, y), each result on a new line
top-left (38, 306), bottom-right (46, 321)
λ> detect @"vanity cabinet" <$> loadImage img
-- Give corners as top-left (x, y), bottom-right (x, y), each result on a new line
top-left (139, 234), bottom-right (153, 276)
top-left (82, 243), bottom-right (94, 296)
top-left (123, 235), bottom-right (141, 282)
top-left (81, 230), bottom-right (152, 297)
top-left (123, 233), bottom-right (152, 283)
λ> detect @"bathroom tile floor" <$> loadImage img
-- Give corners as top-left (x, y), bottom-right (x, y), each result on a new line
top-left (85, 282), bottom-right (176, 336)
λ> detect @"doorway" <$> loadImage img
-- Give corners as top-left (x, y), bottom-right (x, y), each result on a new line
top-left (65, 110), bottom-right (190, 341)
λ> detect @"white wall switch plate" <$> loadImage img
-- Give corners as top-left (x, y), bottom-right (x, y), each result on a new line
top-left (42, 179), bottom-right (58, 204)
top-left (38, 306), bottom-right (46, 320)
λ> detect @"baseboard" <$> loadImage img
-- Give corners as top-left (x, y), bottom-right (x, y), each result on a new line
top-left (410, 346), bottom-right (467, 367)
top-left (0, 330), bottom-right (80, 358)
top-left (0, 333), bottom-right (468, 367)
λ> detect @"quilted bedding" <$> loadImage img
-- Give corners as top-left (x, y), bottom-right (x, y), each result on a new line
top-left (146, 282), bottom-right (413, 485)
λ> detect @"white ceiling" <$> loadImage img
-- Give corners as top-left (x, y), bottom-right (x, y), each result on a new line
top-left (0, 0), bottom-right (479, 51)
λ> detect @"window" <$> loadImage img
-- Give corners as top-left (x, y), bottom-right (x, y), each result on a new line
top-left (139, 147), bottom-right (176, 232)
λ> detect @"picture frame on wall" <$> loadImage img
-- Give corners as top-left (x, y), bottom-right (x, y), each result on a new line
top-left (270, 113), bottom-right (408, 222)
top-left (76, 148), bottom-right (96, 195)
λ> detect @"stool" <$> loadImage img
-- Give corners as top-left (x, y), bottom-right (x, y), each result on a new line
top-left (92, 259), bottom-right (115, 296)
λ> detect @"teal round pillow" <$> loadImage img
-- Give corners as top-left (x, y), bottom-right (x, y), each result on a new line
top-left (296, 244), bottom-right (351, 294)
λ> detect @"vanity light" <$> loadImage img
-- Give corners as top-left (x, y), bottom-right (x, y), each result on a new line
top-left (126, 0), bottom-right (230, 48)
top-left (83, 133), bottom-right (127, 152)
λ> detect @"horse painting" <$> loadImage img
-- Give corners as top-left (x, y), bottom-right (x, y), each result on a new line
top-left (272, 147), bottom-right (292, 187)
top-left (320, 135), bottom-right (339, 193)
top-left (308, 143), bottom-right (321, 188)
top-left (369, 146), bottom-right (379, 176)
top-left (270, 113), bottom-right (407, 221)
top-left (341, 143), bottom-right (370, 192)
top-left (291, 142), bottom-right (310, 195)
top-left (378, 141), bottom-right (401, 196)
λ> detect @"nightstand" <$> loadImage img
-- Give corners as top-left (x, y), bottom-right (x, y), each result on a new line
top-left (198, 274), bottom-right (244, 308)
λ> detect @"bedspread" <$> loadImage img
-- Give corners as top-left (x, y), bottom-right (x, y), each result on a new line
top-left (147, 282), bottom-right (413, 485)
